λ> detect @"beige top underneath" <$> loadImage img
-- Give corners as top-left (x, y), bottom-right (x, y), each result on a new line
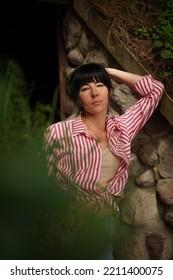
top-left (81, 148), bottom-right (121, 216)
top-left (96, 147), bottom-right (120, 191)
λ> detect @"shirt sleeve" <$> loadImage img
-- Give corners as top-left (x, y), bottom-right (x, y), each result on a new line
top-left (120, 75), bottom-right (164, 141)
top-left (44, 121), bottom-right (72, 177)
top-left (44, 124), bottom-right (58, 176)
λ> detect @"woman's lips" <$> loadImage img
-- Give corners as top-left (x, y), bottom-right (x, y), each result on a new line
top-left (92, 100), bottom-right (102, 105)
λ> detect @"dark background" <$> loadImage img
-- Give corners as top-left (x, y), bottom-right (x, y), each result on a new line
top-left (0, 0), bottom-right (61, 106)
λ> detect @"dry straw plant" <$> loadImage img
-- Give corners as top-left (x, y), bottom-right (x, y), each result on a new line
top-left (89, 0), bottom-right (173, 96)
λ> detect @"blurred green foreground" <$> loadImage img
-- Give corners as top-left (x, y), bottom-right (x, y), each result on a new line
top-left (0, 57), bottom-right (120, 260)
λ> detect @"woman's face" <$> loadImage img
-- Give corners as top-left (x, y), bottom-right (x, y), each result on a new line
top-left (79, 81), bottom-right (109, 115)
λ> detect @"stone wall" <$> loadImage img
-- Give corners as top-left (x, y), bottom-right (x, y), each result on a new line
top-left (62, 7), bottom-right (173, 259)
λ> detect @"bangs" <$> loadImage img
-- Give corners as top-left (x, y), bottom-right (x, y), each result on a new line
top-left (78, 71), bottom-right (106, 88)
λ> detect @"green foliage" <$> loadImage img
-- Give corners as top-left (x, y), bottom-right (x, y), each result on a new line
top-left (0, 140), bottom-right (117, 260)
top-left (153, 1), bottom-right (173, 59)
top-left (138, 0), bottom-right (173, 60)
top-left (0, 56), bottom-right (52, 155)
top-left (0, 57), bottom-right (126, 260)
top-left (0, 57), bottom-right (31, 146)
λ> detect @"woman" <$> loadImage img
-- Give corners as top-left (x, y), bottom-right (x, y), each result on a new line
top-left (45, 63), bottom-right (164, 217)
top-left (44, 63), bottom-right (164, 259)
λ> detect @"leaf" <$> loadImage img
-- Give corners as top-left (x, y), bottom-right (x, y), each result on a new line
top-left (154, 40), bottom-right (163, 47)
top-left (161, 49), bottom-right (173, 59)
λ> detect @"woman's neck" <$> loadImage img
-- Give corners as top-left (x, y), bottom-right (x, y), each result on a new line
top-left (82, 112), bottom-right (107, 132)
top-left (81, 112), bottom-right (108, 146)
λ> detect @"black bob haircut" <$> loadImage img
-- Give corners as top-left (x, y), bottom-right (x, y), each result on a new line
top-left (69, 63), bottom-right (112, 105)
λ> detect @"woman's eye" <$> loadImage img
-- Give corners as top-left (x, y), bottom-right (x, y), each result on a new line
top-left (80, 86), bottom-right (89, 92)
top-left (96, 83), bottom-right (104, 87)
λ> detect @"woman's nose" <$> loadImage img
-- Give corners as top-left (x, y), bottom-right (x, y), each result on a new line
top-left (91, 86), bottom-right (99, 97)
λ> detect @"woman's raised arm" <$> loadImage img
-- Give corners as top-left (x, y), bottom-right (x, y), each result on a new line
top-left (106, 68), bottom-right (144, 87)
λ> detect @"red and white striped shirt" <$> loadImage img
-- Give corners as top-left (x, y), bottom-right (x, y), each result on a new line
top-left (45, 75), bottom-right (164, 212)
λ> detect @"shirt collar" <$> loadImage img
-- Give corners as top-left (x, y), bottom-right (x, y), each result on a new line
top-left (72, 114), bottom-right (122, 136)
top-left (72, 114), bottom-right (85, 136)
